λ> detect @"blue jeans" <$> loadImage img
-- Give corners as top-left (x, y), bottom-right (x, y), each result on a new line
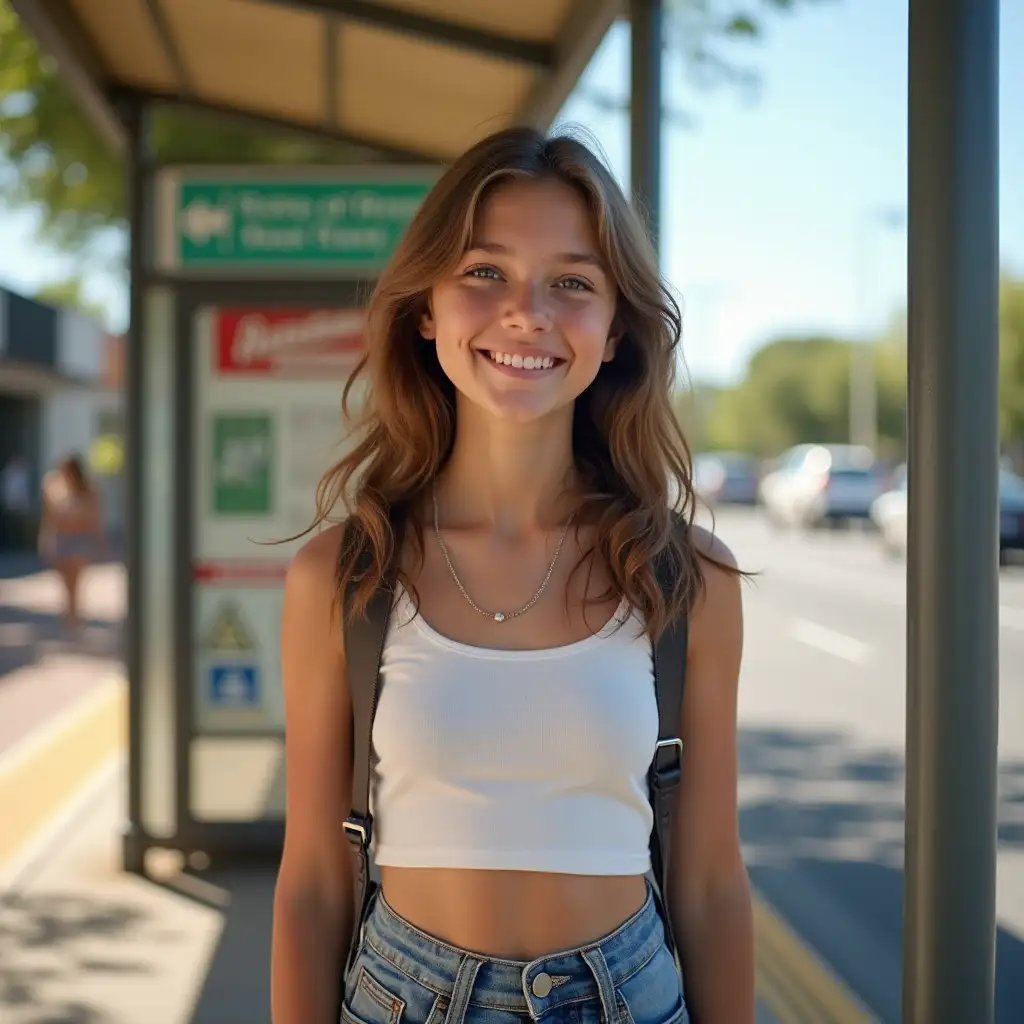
top-left (342, 884), bottom-right (689, 1024)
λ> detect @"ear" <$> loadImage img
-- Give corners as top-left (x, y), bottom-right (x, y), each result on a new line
top-left (419, 301), bottom-right (436, 340)
top-left (602, 328), bottom-right (622, 363)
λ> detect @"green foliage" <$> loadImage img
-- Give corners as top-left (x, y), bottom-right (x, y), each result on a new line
top-left (1000, 275), bottom-right (1024, 444)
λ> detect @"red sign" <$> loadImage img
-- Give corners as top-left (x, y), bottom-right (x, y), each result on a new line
top-left (193, 560), bottom-right (289, 584)
top-left (214, 308), bottom-right (365, 376)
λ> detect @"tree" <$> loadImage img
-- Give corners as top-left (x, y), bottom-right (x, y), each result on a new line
top-left (999, 274), bottom-right (1024, 449)
top-left (697, 332), bottom-right (908, 459)
top-left (577, 1), bottom-right (825, 128)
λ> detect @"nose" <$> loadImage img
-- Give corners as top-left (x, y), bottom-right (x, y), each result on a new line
top-left (500, 280), bottom-right (552, 334)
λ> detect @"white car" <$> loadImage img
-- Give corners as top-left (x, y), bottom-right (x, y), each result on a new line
top-left (760, 444), bottom-right (881, 529)
top-left (872, 464), bottom-right (1024, 563)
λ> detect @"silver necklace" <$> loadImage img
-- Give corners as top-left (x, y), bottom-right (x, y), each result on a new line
top-left (431, 487), bottom-right (574, 623)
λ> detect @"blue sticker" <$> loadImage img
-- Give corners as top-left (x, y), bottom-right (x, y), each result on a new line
top-left (209, 664), bottom-right (259, 707)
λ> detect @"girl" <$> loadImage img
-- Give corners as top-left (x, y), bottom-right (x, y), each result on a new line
top-left (272, 127), bottom-right (754, 1024)
top-left (39, 453), bottom-right (106, 634)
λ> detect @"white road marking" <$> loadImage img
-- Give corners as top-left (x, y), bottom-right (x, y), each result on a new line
top-left (789, 618), bottom-right (873, 665)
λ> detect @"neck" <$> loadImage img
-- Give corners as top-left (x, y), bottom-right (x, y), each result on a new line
top-left (436, 400), bottom-right (576, 535)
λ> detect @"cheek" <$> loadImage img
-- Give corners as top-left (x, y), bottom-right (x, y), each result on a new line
top-left (433, 288), bottom-right (494, 342)
top-left (560, 304), bottom-right (615, 360)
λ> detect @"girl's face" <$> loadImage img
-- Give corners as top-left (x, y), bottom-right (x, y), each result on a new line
top-left (421, 178), bottom-right (619, 425)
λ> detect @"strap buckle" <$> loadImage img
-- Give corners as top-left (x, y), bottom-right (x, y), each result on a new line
top-left (344, 814), bottom-right (373, 850)
top-left (650, 737), bottom-right (683, 790)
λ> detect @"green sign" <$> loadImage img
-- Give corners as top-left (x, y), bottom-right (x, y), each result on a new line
top-left (176, 178), bottom-right (433, 269)
top-left (212, 413), bottom-right (273, 515)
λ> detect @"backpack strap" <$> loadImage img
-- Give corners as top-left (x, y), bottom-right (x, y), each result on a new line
top-left (648, 520), bottom-right (689, 960)
top-left (341, 525), bottom-right (394, 978)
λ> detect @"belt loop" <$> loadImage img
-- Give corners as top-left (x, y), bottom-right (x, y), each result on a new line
top-left (581, 947), bottom-right (618, 1024)
top-left (443, 954), bottom-right (483, 1024)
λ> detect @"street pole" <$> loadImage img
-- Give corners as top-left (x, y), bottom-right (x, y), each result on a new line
top-left (630, 0), bottom-right (663, 258)
top-left (903, 0), bottom-right (1000, 1020)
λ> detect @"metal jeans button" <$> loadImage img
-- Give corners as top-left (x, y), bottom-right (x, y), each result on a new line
top-left (531, 972), bottom-right (553, 998)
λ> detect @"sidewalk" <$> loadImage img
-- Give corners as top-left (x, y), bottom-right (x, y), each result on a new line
top-left (0, 559), bottom-right (123, 755)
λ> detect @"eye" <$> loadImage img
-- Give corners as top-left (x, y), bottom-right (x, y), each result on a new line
top-left (464, 264), bottom-right (503, 281)
top-left (556, 276), bottom-right (594, 292)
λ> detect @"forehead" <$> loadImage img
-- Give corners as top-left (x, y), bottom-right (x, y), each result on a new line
top-left (471, 178), bottom-right (599, 254)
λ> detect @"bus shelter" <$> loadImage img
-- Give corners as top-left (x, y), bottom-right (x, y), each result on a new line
top-left (10, 1), bottom-right (1002, 1021)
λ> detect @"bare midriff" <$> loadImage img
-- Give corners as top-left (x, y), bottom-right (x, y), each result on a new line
top-left (378, 868), bottom-right (648, 959)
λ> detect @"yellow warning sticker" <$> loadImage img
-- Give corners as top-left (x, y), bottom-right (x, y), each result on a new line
top-left (204, 603), bottom-right (256, 652)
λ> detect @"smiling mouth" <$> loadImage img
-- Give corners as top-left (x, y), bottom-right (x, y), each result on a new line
top-left (478, 349), bottom-right (565, 371)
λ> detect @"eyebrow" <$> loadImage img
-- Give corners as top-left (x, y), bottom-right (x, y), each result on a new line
top-left (467, 242), bottom-right (605, 268)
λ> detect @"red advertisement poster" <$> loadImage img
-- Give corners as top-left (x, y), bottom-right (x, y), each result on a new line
top-left (214, 307), bottom-right (365, 376)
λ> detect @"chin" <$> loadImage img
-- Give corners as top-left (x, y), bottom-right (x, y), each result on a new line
top-left (458, 388), bottom-right (574, 426)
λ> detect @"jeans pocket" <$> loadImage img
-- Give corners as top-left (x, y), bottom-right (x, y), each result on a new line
top-left (342, 964), bottom-right (407, 1024)
top-left (616, 942), bottom-right (689, 1024)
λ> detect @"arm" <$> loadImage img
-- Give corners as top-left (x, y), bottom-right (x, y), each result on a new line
top-left (271, 525), bottom-right (355, 1024)
top-left (668, 528), bottom-right (754, 1024)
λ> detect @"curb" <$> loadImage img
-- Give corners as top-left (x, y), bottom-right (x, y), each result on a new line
top-left (753, 890), bottom-right (878, 1023)
top-left (0, 676), bottom-right (127, 873)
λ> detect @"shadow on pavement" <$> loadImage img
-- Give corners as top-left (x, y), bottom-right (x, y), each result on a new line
top-left (739, 726), bottom-right (1024, 1023)
top-left (0, 891), bottom-right (164, 1023)
top-left (0, 863), bottom-right (278, 1024)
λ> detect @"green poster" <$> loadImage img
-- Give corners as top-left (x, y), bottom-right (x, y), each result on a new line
top-left (212, 413), bottom-right (273, 515)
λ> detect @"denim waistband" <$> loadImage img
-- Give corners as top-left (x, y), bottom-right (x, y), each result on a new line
top-left (361, 882), bottom-right (667, 1020)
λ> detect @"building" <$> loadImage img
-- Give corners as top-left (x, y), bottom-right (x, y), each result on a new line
top-left (0, 285), bottom-right (123, 552)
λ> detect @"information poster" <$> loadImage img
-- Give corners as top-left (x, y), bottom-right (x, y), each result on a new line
top-left (191, 305), bottom-right (366, 732)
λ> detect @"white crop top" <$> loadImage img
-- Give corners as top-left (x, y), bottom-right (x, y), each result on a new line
top-left (369, 587), bottom-right (658, 876)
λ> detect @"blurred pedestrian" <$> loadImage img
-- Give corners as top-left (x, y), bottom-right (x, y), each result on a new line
top-left (38, 453), bottom-right (107, 633)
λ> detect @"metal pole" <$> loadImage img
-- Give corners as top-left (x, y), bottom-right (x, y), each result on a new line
top-left (121, 97), bottom-right (149, 874)
top-left (630, 0), bottom-right (663, 256)
top-left (903, 1), bottom-right (1000, 1021)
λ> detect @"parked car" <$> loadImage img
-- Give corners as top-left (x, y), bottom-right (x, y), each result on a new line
top-left (693, 451), bottom-right (760, 506)
top-left (871, 464), bottom-right (1024, 563)
top-left (759, 444), bottom-right (882, 529)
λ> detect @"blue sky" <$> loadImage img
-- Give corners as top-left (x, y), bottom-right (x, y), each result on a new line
top-left (0, 0), bottom-right (1019, 385)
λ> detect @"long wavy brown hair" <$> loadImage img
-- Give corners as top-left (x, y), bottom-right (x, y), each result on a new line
top-left (310, 126), bottom-right (735, 640)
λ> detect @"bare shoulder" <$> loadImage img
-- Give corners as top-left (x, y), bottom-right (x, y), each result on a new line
top-left (688, 523), bottom-right (742, 653)
top-left (284, 524), bottom-right (344, 600)
top-left (281, 523), bottom-right (347, 664)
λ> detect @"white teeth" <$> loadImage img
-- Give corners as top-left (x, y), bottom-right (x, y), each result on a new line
top-left (488, 351), bottom-right (556, 370)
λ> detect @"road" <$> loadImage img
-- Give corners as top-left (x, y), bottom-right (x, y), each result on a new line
top-left (710, 507), bottom-right (1024, 1022)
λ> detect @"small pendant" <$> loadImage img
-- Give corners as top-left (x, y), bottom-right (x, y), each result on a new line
top-left (493, 612), bottom-right (506, 623)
